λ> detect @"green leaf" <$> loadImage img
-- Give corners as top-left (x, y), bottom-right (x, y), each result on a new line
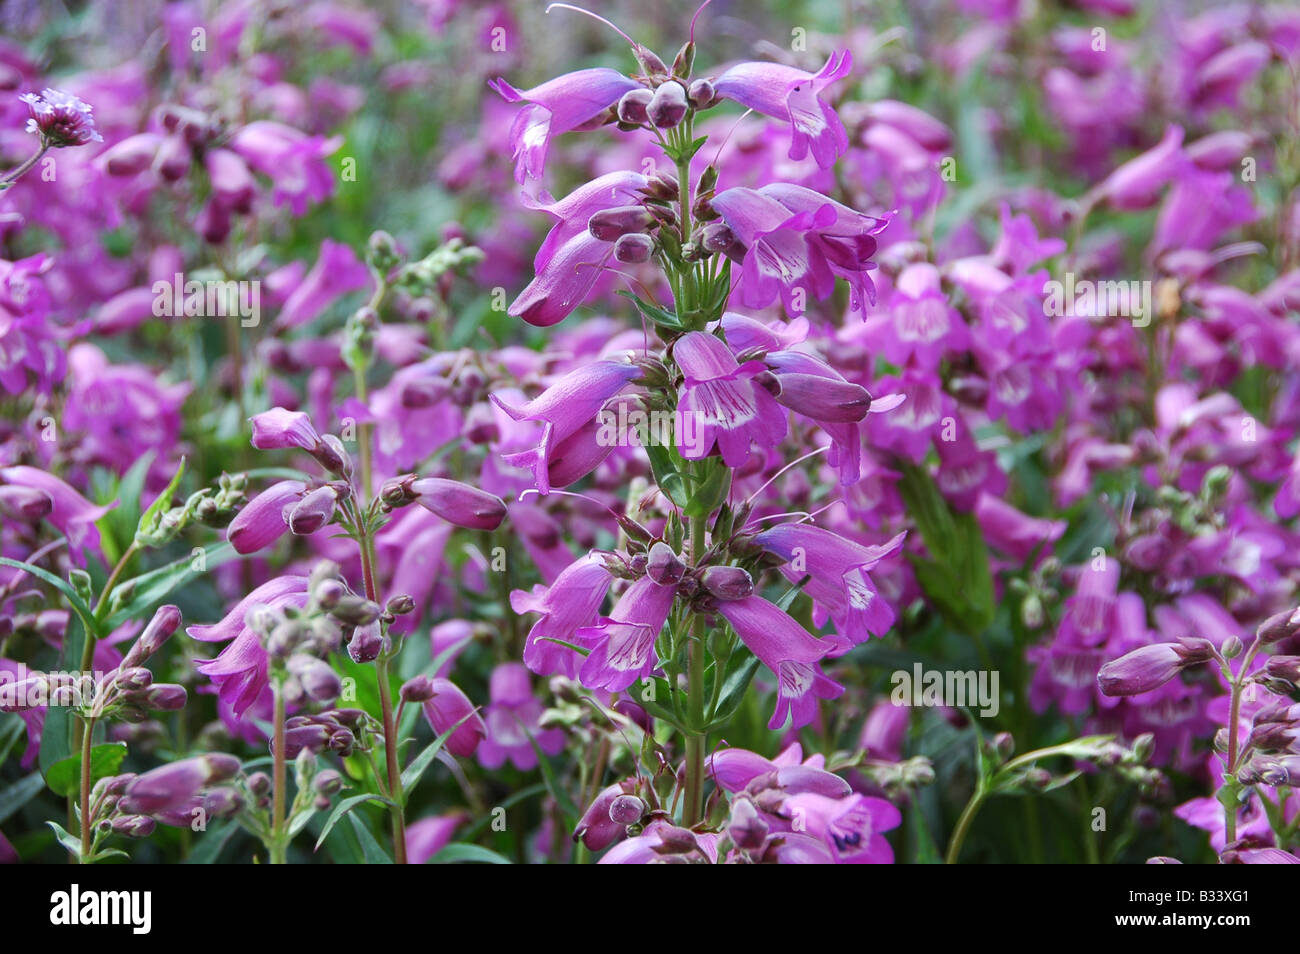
top-left (707, 655), bottom-right (762, 729)
top-left (184, 821), bottom-right (239, 864)
top-left (685, 463), bottom-right (730, 518)
top-left (400, 711), bottom-right (478, 796)
top-left (0, 772), bottom-right (46, 826)
top-left (105, 541), bottom-right (238, 628)
top-left (46, 820), bottom-right (82, 859)
top-left (907, 804), bottom-right (943, 864)
top-left (314, 793), bottom-right (395, 851)
top-left (38, 705), bottom-right (72, 777)
top-left (348, 812), bottom-right (394, 864)
top-left (428, 843), bottom-right (513, 864)
top-left (615, 289), bottom-right (681, 330)
top-left (0, 558), bottom-right (99, 638)
top-left (45, 742), bottom-right (128, 798)
top-left (644, 442), bottom-right (690, 508)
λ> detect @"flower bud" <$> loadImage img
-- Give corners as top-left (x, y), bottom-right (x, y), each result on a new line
top-left (400, 675), bottom-right (436, 703)
top-left (700, 565), bottom-right (755, 601)
top-left (687, 77), bottom-right (716, 108)
top-left (314, 769), bottom-right (343, 795)
top-left (330, 595), bottom-right (382, 627)
top-left (588, 205), bottom-right (656, 242)
top-left (646, 542), bottom-right (686, 585)
top-left (648, 81), bottom-right (688, 129)
top-left (111, 815), bottom-right (156, 838)
top-left (143, 684), bottom-right (188, 711)
top-left (727, 797), bottom-right (769, 850)
top-left (287, 654), bottom-right (342, 703)
top-left (1257, 607), bottom-right (1300, 644)
top-left (347, 622), bottom-right (385, 664)
top-left (285, 485), bottom-right (338, 536)
top-left (617, 88), bottom-right (653, 124)
top-left (409, 477), bottom-right (507, 531)
top-left (573, 783), bottom-right (627, 851)
top-left (386, 594), bottom-right (416, 616)
top-left (613, 233), bottom-right (654, 264)
top-left (608, 794), bottom-right (646, 825)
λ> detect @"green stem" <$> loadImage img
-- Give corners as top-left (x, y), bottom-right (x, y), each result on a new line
top-left (682, 509), bottom-right (708, 827)
top-left (79, 715), bottom-right (95, 860)
top-left (270, 682), bottom-right (287, 864)
top-left (945, 782), bottom-right (986, 864)
top-left (375, 653), bottom-right (408, 864)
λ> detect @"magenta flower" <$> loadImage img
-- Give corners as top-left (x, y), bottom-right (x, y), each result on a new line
top-left (275, 239), bottom-right (371, 330)
top-left (576, 576), bottom-right (677, 692)
top-left (406, 813), bottom-right (467, 865)
top-left (674, 331), bottom-right (786, 468)
top-left (493, 358), bottom-right (641, 493)
top-left (477, 663), bottom-right (566, 771)
top-left (226, 479), bottom-right (305, 554)
top-left (0, 466), bottom-right (114, 566)
top-left (512, 552), bottom-right (613, 678)
top-left (1097, 638), bottom-right (1215, 696)
top-left (713, 52), bottom-right (851, 168)
top-left (709, 185), bottom-right (885, 313)
top-left (227, 120), bottom-right (341, 215)
top-left (715, 596), bottom-right (843, 730)
top-left (409, 477), bottom-right (507, 530)
top-left (508, 172), bottom-right (648, 326)
top-left (1099, 125), bottom-right (1185, 210)
top-left (752, 525), bottom-right (906, 652)
top-left (780, 792), bottom-right (901, 863)
top-left (249, 406), bottom-right (348, 474)
top-left (488, 69), bottom-right (641, 182)
top-left (188, 576), bottom-right (309, 717)
top-left (422, 678), bottom-right (486, 758)
top-left (19, 88), bottom-right (101, 146)
top-left (119, 754), bottom-right (240, 817)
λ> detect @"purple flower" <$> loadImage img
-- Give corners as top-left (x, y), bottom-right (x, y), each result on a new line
top-left (507, 172), bottom-right (648, 326)
top-left (249, 406), bottom-right (348, 474)
top-left (406, 812), bottom-right (467, 865)
top-left (477, 663), bottom-right (566, 771)
top-left (781, 792), bottom-right (901, 863)
top-left (715, 596), bottom-right (843, 729)
top-left (752, 525), bottom-right (906, 652)
top-left (422, 678), bottom-right (486, 758)
top-left (488, 69), bottom-right (642, 182)
top-left (512, 552), bottom-right (613, 677)
top-left (713, 52), bottom-right (851, 168)
top-left (674, 331), bottom-right (786, 468)
top-left (709, 185), bottom-right (885, 313)
top-left (1097, 638), bottom-right (1215, 696)
top-left (493, 358), bottom-right (640, 493)
top-left (227, 121), bottom-right (340, 215)
top-left (119, 754), bottom-right (240, 817)
top-left (1099, 125), bottom-right (1185, 210)
top-left (0, 466), bottom-right (114, 566)
top-left (576, 576), bottom-right (677, 692)
top-left (226, 479), bottom-right (306, 554)
top-left (409, 477), bottom-right (507, 530)
top-left (275, 239), bottom-right (371, 330)
top-left (19, 88), bottom-right (101, 146)
top-left (188, 576), bottom-right (309, 716)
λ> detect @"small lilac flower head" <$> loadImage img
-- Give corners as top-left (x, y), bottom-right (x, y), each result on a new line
top-left (249, 407), bottom-right (349, 475)
top-left (20, 88), bottom-right (102, 146)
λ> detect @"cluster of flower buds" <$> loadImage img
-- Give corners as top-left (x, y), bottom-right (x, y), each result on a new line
top-left (87, 753), bottom-right (243, 843)
top-left (135, 471), bottom-right (247, 548)
top-left (1, 604), bottom-right (186, 721)
top-left (610, 37), bottom-right (719, 135)
top-left (378, 472), bottom-right (507, 530)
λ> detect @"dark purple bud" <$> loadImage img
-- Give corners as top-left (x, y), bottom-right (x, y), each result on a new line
top-left (143, 684), bottom-right (188, 711)
top-left (386, 594), bottom-right (416, 616)
top-left (111, 815), bottom-right (156, 838)
top-left (1258, 608), bottom-right (1300, 644)
top-left (608, 794), bottom-right (646, 825)
top-left (115, 667), bottom-right (153, 692)
top-left (588, 205), bottom-right (656, 242)
top-left (202, 786), bottom-right (245, 818)
top-left (247, 772), bottom-right (271, 796)
top-left (700, 565), bottom-right (755, 601)
top-left (574, 783), bottom-right (626, 851)
top-left (1097, 638), bottom-right (1215, 697)
top-left (617, 88), bottom-right (653, 124)
top-left (646, 541), bottom-right (686, 585)
top-left (648, 81), bottom-right (688, 129)
top-left (687, 78), bottom-right (715, 108)
top-left (347, 621), bottom-right (385, 664)
top-left (644, 172), bottom-right (679, 201)
top-left (277, 725), bottom-right (332, 758)
top-left (286, 485), bottom-right (338, 536)
top-left (313, 769), bottom-right (343, 795)
top-left (314, 578), bottom-right (346, 609)
top-left (287, 654), bottom-right (342, 703)
top-left (400, 675), bottom-right (436, 703)
top-left (614, 233), bottom-right (655, 264)
top-left (699, 220), bottom-right (739, 255)
top-left (727, 797), bottom-right (769, 850)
